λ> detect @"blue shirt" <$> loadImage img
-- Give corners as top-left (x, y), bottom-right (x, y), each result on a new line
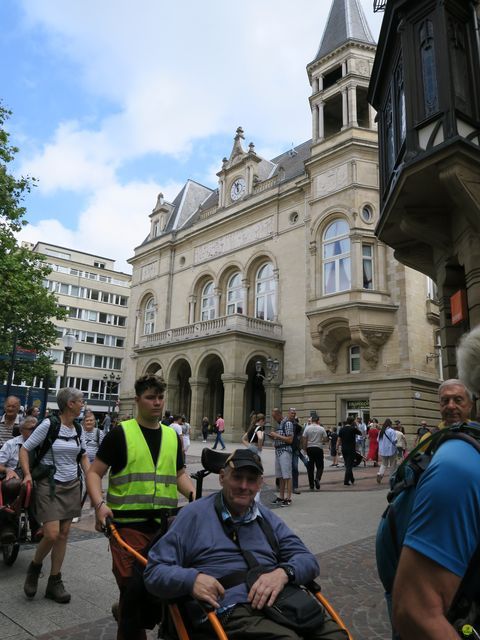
top-left (144, 491), bottom-right (319, 609)
top-left (404, 439), bottom-right (480, 577)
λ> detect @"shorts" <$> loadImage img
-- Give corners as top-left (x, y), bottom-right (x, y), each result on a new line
top-left (275, 450), bottom-right (292, 479)
top-left (35, 477), bottom-right (81, 523)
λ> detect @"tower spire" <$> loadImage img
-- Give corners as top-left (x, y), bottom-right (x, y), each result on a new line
top-left (314, 0), bottom-right (375, 62)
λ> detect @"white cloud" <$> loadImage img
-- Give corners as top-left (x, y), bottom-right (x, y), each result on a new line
top-left (14, 0), bottom-right (384, 266)
top-left (19, 178), bottom-right (185, 272)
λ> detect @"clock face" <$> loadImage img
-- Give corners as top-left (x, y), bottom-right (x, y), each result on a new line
top-left (230, 178), bottom-right (246, 201)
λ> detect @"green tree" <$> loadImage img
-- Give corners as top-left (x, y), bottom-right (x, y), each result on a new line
top-left (0, 104), bottom-right (66, 383)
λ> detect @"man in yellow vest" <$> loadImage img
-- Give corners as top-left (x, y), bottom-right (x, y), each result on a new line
top-left (87, 374), bottom-right (195, 640)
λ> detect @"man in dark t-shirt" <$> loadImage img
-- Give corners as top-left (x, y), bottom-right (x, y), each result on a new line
top-left (338, 417), bottom-right (361, 486)
top-left (87, 375), bottom-right (195, 640)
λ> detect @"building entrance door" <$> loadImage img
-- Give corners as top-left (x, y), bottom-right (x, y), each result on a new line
top-left (345, 399), bottom-right (370, 423)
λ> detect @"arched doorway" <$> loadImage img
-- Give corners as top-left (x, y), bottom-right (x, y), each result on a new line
top-left (244, 357), bottom-right (266, 423)
top-left (198, 354), bottom-right (224, 423)
top-left (145, 362), bottom-right (164, 377)
top-left (167, 359), bottom-right (192, 418)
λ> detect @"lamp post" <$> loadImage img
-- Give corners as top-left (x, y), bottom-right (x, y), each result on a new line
top-left (255, 357), bottom-right (280, 382)
top-left (103, 372), bottom-right (121, 415)
top-left (62, 332), bottom-right (76, 388)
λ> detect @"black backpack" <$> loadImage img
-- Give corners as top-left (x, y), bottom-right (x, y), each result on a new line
top-left (29, 416), bottom-right (84, 480)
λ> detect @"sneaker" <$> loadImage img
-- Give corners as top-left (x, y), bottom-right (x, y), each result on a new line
top-left (282, 499), bottom-right (292, 506)
top-left (45, 573), bottom-right (71, 604)
top-left (271, 497), bottom-right (283, 505)
top-left (315, 479), bottom-right (321, 490)
top-left (71, 517), bottom-right (79, 523)
top-left (24, 561), bottom-right (42, 599)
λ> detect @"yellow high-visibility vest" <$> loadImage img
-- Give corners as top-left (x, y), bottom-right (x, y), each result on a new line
top-left (107, 419), bottom-right (178, 523)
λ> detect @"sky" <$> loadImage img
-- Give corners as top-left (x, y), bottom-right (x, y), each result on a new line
top-left (1, 1), bottom-right (384, 273)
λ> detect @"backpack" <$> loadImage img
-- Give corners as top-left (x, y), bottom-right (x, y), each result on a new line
top-left (29, 416), bottom-right (84, 481)
top-left (376, 422), bottom-right (480, 637)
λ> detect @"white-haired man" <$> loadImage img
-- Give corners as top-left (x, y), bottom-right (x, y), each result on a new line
top-left (392, 349), bottom-right (478, 638)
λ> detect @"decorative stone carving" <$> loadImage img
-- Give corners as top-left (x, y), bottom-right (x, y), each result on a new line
top-left (194, 217), bottom-right (274, 264)
top-left (141, 262), bottom-right (158, 281)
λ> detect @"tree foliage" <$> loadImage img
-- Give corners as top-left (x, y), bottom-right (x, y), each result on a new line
top-left (0, 104), bottom-right (66, 383)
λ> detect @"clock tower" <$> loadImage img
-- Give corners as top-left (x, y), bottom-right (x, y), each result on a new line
top-left (216, 127), bottom-right (263, 208)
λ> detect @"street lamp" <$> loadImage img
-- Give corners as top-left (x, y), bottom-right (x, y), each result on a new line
top-left (255, 357), bottom-right (280, 382)
top-left (103, 372), bottom-right (121, 415)
top-left (62, 332), bottom-right (76, 388)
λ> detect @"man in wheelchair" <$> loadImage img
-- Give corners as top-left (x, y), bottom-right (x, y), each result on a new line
top-left (144, 449), bottom-right (347, 639)
top-left (0, 416), bottom-right (41, 543)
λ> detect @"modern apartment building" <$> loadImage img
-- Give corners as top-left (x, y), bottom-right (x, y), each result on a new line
top-left (23, 241), bottom-right (131, 413)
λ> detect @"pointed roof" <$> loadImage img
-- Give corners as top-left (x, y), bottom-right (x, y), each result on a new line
top-left (314, 0), bottom-right (375, 62)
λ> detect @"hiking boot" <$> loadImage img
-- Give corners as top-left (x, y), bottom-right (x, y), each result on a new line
top-left (24, 561), bottom-right (42, 598)
top-left (45, 573), bottom-right (71, 604)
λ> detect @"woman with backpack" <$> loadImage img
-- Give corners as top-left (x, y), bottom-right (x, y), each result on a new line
top-left (241, 413), bottom-right (265, 455)
top-left (19, 387), bottom-right (89, 604)
top-left (377, 418), bottom-right (397, 484)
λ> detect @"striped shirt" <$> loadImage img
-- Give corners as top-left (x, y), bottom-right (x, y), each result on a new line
top-left (83, 427), bottom-right (104, 463)
top-left (23, 418), bottom-right (86, 482)
top-left (0, 415), bottom-right (21, 446)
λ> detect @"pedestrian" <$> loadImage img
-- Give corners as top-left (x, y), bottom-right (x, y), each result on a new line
top-left (242, 413), bottom-right (265, 455)
top-left (355, 416), bottom-right (367, 457)
top-left (101, 412), bottom-right (112, 434)
top-left (414, 419), bottom-right (430, 445)
top-left (19, 387), bottom-right (89, 603)
top-left (376, 419), bottom-right (397, 483)
top-left (389, 370), bottom-right (477, 637)
top-left (212, 413), bottom-right (226, 450)
top-left (367, 418), bottom-right (379, 466)
top-left (394, 421), bottom-right (407, 460)
top-left (270, 407), bottom-right (294, 506)
top-left (0, 395), bottom-right (23, 445)
top-left (302, 414), bottom-right (328, 490)
top-left (86, 374), bottom-right (195, 640)
top-left (329, 426), bottom-right (339, 466)
top-left (201, 416), bottom-right (209, 443)
top-left (290, 409), bottom-right (307, 495)
top-left (181, 416), bottom-right (191, 453)
top-left (338, 417), bottom-right (361, 486)
top-left (82, 411), bottom-right (103, 464)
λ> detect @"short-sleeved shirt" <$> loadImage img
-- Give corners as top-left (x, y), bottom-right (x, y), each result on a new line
top-left (22, 418), bottom-right (86, 483)
top-left (404, 439), bottom-right (480, 577)
top-left (303, 424), bottom-right (327, 448)
top-left (96, 422), bottom-right (184, 475)
top-left (0, 435), bottom-right (23, 469)
top-left (273, 418), bottom-right (293, 456)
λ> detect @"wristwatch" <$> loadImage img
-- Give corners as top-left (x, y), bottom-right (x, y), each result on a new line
top-left (280, 564), bottom-right (295, 582)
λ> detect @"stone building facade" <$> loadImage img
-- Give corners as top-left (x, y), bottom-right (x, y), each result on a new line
top-left (121, 0), bottom-right (441, 439)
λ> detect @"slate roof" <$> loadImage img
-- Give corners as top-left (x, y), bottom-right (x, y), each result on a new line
top-left (313, 0), bottom-right (375, 62)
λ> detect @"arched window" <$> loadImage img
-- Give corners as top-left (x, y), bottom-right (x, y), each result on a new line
top-left (144, 297), bottom-right (156, 335)
top-left (201, 281), bottom-right (215, 321)
top-left (226, 273), bottom-right (243, 315)
top-left (323, 219), bottom-right (351, 294)
top-left (255, 263), bottom-right (276, 321)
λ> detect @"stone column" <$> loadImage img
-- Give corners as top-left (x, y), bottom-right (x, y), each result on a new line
top-left (189, 377), bottom-right (209, 439)
top-left (318, 102), bottom-right (325, 141)
top-left (312, 104), bottom-right (319, 141)
top-left (350, 236), bottom-right (362, 289)
top-left (214, 288), bottom-right (221, 318)
top-left (348, 85), bottom-right (358, 127)
top-left (342, 89), bottom-right (348, 129)
top-left (165, 383), bottom-right (179, 416)
top-left (221, 373), bottom-right (248, 443)
top-left (188, 295), bottom-right (196, 324)
top-left (263, 380), bottom-right (282, 429)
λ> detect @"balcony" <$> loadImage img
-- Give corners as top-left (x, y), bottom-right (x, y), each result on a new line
top-left (136, 314), bottom-right (283, 350)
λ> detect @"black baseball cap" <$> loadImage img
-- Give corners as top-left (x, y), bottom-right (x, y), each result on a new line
top-left (225, 449), bottom-right (263, 474)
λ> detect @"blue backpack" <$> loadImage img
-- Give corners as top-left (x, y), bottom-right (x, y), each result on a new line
top-left (376, 422), bottom-right (480, 639)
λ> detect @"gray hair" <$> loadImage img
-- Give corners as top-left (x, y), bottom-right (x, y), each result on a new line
top-left (57, 387), bottom-right (83, 413)
top-left (457, 326), bottom-right (480, 396)
top-left (438, 378), bottom-right (473, 402)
